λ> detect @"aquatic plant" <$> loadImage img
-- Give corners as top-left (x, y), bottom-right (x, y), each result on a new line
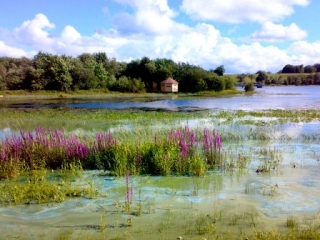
top-left (0, 172), bottom-right (100, 205)
top-left (203, 128), bottom-right (222, 168)
top-left (0, 126), bottom-right (231, 178)
top-left (124, 171), bottom-right (133, 214)
top-left (0, 127), bottom-right (91, 173)
top-left (0, 108), bottom-right (211, 132)
top-left (287, 216), bottom-right (299, 228)
top-left (0, 157), bottom-right (21, 180)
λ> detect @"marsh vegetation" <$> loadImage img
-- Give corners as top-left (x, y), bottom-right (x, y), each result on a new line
top-left (1, 91), bottom-right (320, 239)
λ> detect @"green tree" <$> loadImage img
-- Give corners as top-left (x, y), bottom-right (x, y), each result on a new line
top-left (33, 52), bottom-right (73, 91)
top-left (244, 82), bottom-right (254, 92)
top-left (0, 63), bottom-right (6, 90)
top-left (177, 63), bottom-right (208, 92)
top-left (94, 62), bottom-right (108, 88)
top-left (70, 58), bottom-right (97, 90)
top-left (205, 74), bottom-right (225, 92)
top-left (23, 66), bottom-right (45, 91)
top-left (236, 74), bottom-right (247, 86)
top-left (314, 64), bottom-right (320, 72)
top-left (73, 53), bottom-right (110, 90)
top-left (256, 71), bottom-right (268, 84)
top-left (223, 76), bottom-right (235, 90)
top-left (304, 65), bottom-right (317, 73)
top-left (213, 65), bottom-right (225, 76)
top-left (0, 57), bottom-right (33, 90)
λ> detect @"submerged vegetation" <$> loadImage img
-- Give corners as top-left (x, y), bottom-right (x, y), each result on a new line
top-left (0, 108), bottom-right (320, 132)
top-left (0, 168), bottom-right (101, 205)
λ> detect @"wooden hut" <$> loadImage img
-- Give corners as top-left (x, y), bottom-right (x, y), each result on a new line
top-left (160, 78), bottom-right (179, 93)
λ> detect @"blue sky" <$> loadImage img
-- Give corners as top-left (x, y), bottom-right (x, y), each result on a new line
top-left (0, 0), bottom-right (319, 73)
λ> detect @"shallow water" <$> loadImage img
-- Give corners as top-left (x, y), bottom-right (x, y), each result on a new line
top-left (1, 87), bottom-right (320, 239)
top-left (1, 138), bottom-right (320, 239)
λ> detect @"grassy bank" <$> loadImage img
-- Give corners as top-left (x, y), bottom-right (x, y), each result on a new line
top-left (0, 89), bottom-right (242, 100)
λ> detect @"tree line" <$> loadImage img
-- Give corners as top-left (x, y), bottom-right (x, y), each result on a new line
top-left (0, 52), bottom-right (234, 93)
top-left (280, 64), bottom-right (320, 74)
top-left (237, 66), bottom-right (320, 88)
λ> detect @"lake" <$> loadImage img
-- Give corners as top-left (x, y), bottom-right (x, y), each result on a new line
top-left (2, 86), bottom-right (320, 111)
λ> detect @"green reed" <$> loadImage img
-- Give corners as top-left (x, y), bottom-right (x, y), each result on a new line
top-left (0, 170), bottom-right (100, 205)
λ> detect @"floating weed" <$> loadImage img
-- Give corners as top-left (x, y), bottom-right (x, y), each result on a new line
top-left (99, 213), bottom-right (106, 232)
top-left (135, 189), bottom-right (142, 216)
top-left (0, 173), bottom-right (101, 205)
top-left (253, 229), bottom-right (284, 240)
top-left (245, 181), bottom-right (278, 196)
top-left (124, 171), bottom-right (133, 214)
top-left (0, 158), bottom-right (22, 180)
top-left (0, 178), bottom-right (65, 205)
top-left (287, 216), bottom-right (299, 229)
top-left (58, 161), bottom-right (83, 181)
top-left (195, 213), bottom-right (216, 235)
top-left (257, 147), bottom-right (283, 162)
top-left (57, 229), bottom-right (74, 240)
top-left (314, 211), bottom-right (320, 220)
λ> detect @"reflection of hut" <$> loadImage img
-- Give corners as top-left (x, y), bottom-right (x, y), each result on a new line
top-left (160, 78), bottom-right (178, 93)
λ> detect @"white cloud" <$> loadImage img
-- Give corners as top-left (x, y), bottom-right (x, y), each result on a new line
top-left (250, 22), bottom-right (307, 42)
top-left (288, 41), bottom-right (320, 64)
top-left (169, 23), bottom-right (223, 64)
top-left (112, 0), bottom-right (189, 35)
top-left (222, 42), bottom-right (290, 73)
top-left (61, 25), bottom-right (81, 44)
top-left (12, 13), bottom-right (55, 50)
top-left (0, 12), bottom-right (319, 74)
top-left (180, 0), bottom-right (310, 23)
top-left (0, 41), bottom-right (27, 57)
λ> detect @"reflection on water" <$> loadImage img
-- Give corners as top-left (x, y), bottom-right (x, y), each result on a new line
top-left (0, 128), bottom-right (13, 140)
top-left (2, 86), bottom-right (320, 111)
top-left (64, 86), bottom-right (320, 110)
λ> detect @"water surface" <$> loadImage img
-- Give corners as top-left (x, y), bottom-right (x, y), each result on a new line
top-left (2, 86), bottom-right (320, 111)
top-left (62, 86), bottom-right (320, 110)
top-left (1, 86), bottom-right (320, 239)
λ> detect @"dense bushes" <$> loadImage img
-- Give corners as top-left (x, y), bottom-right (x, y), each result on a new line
top-left (0, 53), bottom-right (234, 93)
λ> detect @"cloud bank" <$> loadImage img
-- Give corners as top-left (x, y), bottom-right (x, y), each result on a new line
top-left (0, 0), bottom-right (318, 73)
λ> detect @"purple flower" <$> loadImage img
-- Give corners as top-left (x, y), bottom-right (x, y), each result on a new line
top-left (179, 140), bottom-right (189, 158)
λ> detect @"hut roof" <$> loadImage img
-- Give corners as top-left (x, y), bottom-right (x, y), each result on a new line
top-left (161, 77), bottom-right (178, 84)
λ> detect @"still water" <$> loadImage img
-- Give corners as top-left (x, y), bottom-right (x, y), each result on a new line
top-left (2, 86), bottom-right (320, 110)
top-left (55, 86), bottom-right (320, 110)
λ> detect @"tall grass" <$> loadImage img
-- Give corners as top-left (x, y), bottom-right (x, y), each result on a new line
top-left (0, 126), bottom-right (228, 179)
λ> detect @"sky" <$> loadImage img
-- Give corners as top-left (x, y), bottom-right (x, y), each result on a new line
top-left (0, 0), bottom-right (319, 73)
